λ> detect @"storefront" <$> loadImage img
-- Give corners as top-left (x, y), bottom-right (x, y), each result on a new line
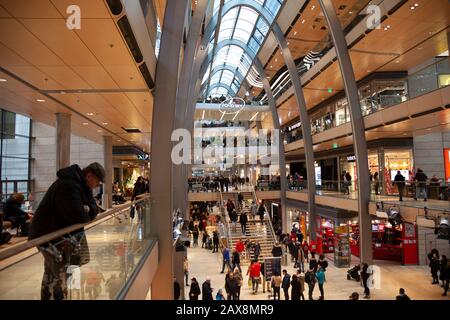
top-left (287, 207), bottom-right (309, 240)
top-left (348, 218), bottom-right (418, 264)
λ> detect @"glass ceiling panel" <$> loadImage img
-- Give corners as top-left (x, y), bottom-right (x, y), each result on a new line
top-left (206, 0), bottom-right (284, 97)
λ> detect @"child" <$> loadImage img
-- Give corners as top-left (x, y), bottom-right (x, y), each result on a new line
top-left (216, 289), bottom-right (225, 300)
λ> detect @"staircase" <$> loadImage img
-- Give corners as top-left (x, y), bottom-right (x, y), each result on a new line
top-left (227, 219), bottom-right (277, 265)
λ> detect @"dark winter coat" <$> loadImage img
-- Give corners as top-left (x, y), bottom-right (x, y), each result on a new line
top-left (202, 281), bottom-right (213, 300)
top-left (29, 165), bottom-right (98, 240)
top-left (189, 281), bottom-right (201, 300)
top-left (131, 181), bottom-right (147, 200)
top-left (290, 278), bottom-right (301, 300)
top-left (3, 198), bottom-right (27, 224)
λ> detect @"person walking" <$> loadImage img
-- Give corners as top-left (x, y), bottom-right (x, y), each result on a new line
top-left (258, 202), bottom-right (265, 221)
top-left (430, 252), bottom-right (440, 284)
top-left (373, 172), bottom-right (380, 195)
top-left (253, 241), bottom-right (261, 261)
top-left (316, 266), bottom-right (326, 300)
top-left (282, 269), bottom-right (291, 300)
top-left (249, 260), bottom-right (261, 294)
top-left (271, 272), bottom-right (282, 300)
top-left (29, 162), bottom-right (105, 300)
top-left (439, 255), bottom-right (448, 287)
top-left (202, 230), bottom-right (209, 249)
top-left (232, 249), bottom-right (242, 273)
top-left (192, 225), bottom-right (199, 247)
top-left (302, 241), bottom-right (310, 262)
top-left (174, 278), bottom-right (181, 300)
top-left (305, 268), bottom-right (316, 300)
top-left (221, 246), bottom-right (232, 273)
top-left (393, 171), bottom-right (406, 201)
top-left (309, 253), bottom-right (318, 273)
top-left (189, 278), bottom-right (201, 300)
top-left (233, 268), bottom-right (243, 300)
top-left (298, 271), bottom-right (306, 300)
top-left (361, 263), bottom-right (371, 299)
top-left (414, 168), bottom-right (428, 201)
top-left (184, 256), bottom-right (189, 286)
top-left (250, 201), bottom-right (258, 220)
top-left (290, 274), bottom-right (300, 300)
top-left (239, 211), bottom-right (248, 235)
top-left (443, 260), bottom-right (450, 296)
top-left (212, 231), bottom-right (219, 253)
top-left (202, 277), bottom-right (213, 300)
top-left (225, 272), bottom-right (238, 300)
top-left (318, 254), bottom-right (328, 272)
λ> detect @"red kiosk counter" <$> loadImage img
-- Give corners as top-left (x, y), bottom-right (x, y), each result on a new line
top-left (349, 221), bottom-right (418, 264)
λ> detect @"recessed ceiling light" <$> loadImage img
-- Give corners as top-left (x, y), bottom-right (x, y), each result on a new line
top-left (97, 130), bottom-right (103, 133)
top-left (367, 70), bottom-right (371, 73)
top-left (270, 65), bottom-right (273, 68)
top-left (117, 139), bottom-right (121, 142)
top-left (102, 122), bottom-right (108, 125)
top-left (36, 99), bottom-right (46, 103)
top-left (414, 3), bottom-right (419, 7)
top-left (301, 19), bottom-right (306, 24)
top-left (82, 122), bottom-right (89, 126)
top-left (293, 31), bottom-right (297, 35)
top-left (0, 78), bottom-right (7, 82)
top-left (275, 59), bottom-right (278, 62)
top-left (311, 5), bottom-right (315, 10)
top-left (349, 11), bottom-right (353, 15)
top-left (395, 60), bottom-right (400, 63)
top-left (86, 112), bottom-right (94, 116)
top-left (427, 128), bottom-right (431, 131)
top-left (417, 47), bottom-right (423, 50)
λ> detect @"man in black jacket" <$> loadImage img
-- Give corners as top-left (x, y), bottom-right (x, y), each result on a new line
top-left (414, 168), bottom-right (428, 201)
top-left (202, 277), bottom-right (213, 300)
top-left (393, 171), bottom-right (406, 201)
top-left (29, 162), bottom-right (105, 300)
top-left (282, 269), bottom-right (291, 300)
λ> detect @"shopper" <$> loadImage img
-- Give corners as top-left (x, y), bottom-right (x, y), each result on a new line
top-left (396, 288), bottom-right (411, 300)
top-left (414, 168), bottom-right (428, 201)
top-left (289, 274), bottom-right (300, 300)
top-left (189, 278), bottom-right (201, 300)
top-left (249, 260), bottom-right (261, 294)
top-left (271, 272), bottom-right (282, 300)
top-left (316, 266), bottom-right (326, 300)
top-left (373, 172), bottom-right (380, 195)
top-left (216, 289), bottom-right (225, 300)
top-left (258, 202), bottom-right (265, 221)
top-left (232, 249), bottom-right (242, 273)
top-left (302, 241), bottom-right (310, 262)
top-left (3, 193), bottom-right (32, 236)
top-left (253, 241), bottom-right (261, 261)
top-left (393, 171), bottom-right (406, 201)
top-left (430, 252), bottom-right (440, 284)
top-left (29, 162), bottom-right (105, 300)
top-left (202, 230), bottom-right (209, 249)
top-left (250, 201), bottom-right (258, 220)
top-left (282, 269), bottom-right (291, 300)
top-left (221, 246), bottom-right (232, 273)
top-left (233, 268), bottom-right (243, 300)
top-left (212, 231), bottom-right (219, 253)
top-left (225, 271), bottom-right (238, 300)
top-left (443, 260), bottom-right (450, 296)
top-left (202, 277), bottom-right (213, 300)
top-left (309, 253), bottom-right (318, 273)
top-left (235, 238), bottom-right (245, 255)
top-left (239, 211), bottom-right (248, 235)
top-left (174, 278), bottom-right (181, 300)
top-left (184, 256), bottom-right (189, 286)
top-left (318, 254), bottom-right (328, 272)
top-left (439, 255), bottom-right (448, 287)
top-left (361, 263), bottom-right (371, 299)
top-left (192, 225), bottom-right (199, 247)
top-left (297, 271), bottom-right (306, 300)
top-left (305, 268), bottom-right (316, 300)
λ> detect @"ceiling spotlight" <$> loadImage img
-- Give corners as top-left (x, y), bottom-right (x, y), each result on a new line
top-left (311, 5), bottom-right (315, 10)
top-left (293, 31), bottom-right (297, 35)
top-left (86, 112), bottom-right (94, 116)
top-left (97, 130), bottom-right (103, 133)
top-left (414, 3), bottom-right (419, 7)
top-left (82, 122), bottom-right (89, 126)
top-left (102, 122), bottom-right (108, 125)
top-left (301, 19), bottom-right (306, 24)
top-left (410, 6), bottom-right (415, 10)
top-left (36, 99), bottom-right (46, 103)
top-left (0, 78), bottom-right (7, 82)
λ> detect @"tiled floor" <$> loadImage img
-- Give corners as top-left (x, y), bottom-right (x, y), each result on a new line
top-left (187, 246), bottom-right (449, 300)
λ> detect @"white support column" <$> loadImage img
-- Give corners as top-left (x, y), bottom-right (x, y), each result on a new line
top-left (55, 113), bottom-right (71, 171)
top-left (103, 136), bottom-right (113, 209)
top-left (149, 0), bottom-right (189, 300)
top-left (319, 0), bottom-right (373, 265)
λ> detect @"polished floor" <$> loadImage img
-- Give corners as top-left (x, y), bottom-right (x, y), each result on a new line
top-left (187, 245), bottom-right (449, 300)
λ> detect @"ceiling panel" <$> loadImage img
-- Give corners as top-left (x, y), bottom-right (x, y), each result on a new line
top-left (20, 18), bottom-right (100, 66)
top-left (0, 18), bottom-right (64, 66)
top-left (104, 65), bottom-right (147, 90)
top-left (0, 0), bottom-right (62, 18)
top-left (39, 66), bottom-right (92, 89)
top-left (71, 66), bottom-right (119, 89)
top-left (50, 0), bottom-right (112, 19)
top-left (4, 65), bottom-right (64, 90)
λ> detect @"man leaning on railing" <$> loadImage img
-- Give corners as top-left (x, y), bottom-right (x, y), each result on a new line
top-left (28, 162), bottom-right (106, 300)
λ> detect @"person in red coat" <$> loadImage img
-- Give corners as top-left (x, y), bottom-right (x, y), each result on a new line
top-left (235, 238), bottom-right (245, 254)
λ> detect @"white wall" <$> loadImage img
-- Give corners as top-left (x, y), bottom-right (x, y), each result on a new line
top-left (31, 122), bottom-right (104, 193)
top-left (413, 132), bottom-right (450, 179)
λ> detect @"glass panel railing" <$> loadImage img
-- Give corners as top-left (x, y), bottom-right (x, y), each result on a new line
top-left (0, 195), bottom-right (152, 300)
top-left (284, 57), bottom-right (450, 144)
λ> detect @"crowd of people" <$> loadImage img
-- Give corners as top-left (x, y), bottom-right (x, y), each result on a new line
top-left (188, 175), bottom-right (251, 192)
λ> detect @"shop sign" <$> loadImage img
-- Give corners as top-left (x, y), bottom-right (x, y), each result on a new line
top-left (335, 225), bottom-right (349, 234)
top-left (347, 155), bottom-right (356, 162)
top-left (444, 148), bottom-right (450, 181)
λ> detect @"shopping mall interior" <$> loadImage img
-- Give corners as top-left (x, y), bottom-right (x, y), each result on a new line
top-left (0, 0), bottom-right (449, 301)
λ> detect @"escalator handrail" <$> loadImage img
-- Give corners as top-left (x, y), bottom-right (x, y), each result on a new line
top-left (0, 194), bottom-right (151, 262)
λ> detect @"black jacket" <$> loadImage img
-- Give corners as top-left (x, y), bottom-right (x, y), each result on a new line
top-left (272, 245), bottom-right (283, 257)
top-left (3, 198), bottom-right (27, 222)
top-left (202, 281), bottom-right (213, 300)
top-left (394, 173), bottom-right (406, 186)
top-left (189, 282), bottom-right (201, 300)
top-left (174, 281), bottom-right (181, 300)
top-left (414, 171), bottom-right (428, 186)
top-left (282, 274), bottom-right (291, 289)
top-left (290, 278), bottom-right (300, 300)
top-left (132, 181), bottom-right (147, 201)
top-left (232, 251), bottom-right (240, 264)
top-left (239, 213), bottom-right (248, 224)
top-left (29, 165), bottom-right (98, 240)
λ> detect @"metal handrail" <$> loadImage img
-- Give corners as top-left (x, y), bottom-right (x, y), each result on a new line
top-left (0, 194), bottom-right (151, 261)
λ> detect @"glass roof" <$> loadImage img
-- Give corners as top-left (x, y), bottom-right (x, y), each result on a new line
top-left (204, 0), bottom-right (284, 97)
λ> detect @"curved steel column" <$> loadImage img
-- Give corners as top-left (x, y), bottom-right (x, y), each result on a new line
top-left (149, 0), bottom-right (189, 300)
top-left (254, 59), bottom-right (288, 234)
top-left (319, 0), bottom-right (373, 264)
top-left (173, 0), bottom-right (209, 220)
top-left (271, 24), bottom-right (317, 241)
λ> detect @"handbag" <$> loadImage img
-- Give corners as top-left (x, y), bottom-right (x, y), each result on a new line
top-left (248, 277), bottom-right (252, 287)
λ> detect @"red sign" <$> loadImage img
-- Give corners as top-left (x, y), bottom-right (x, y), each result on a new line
top-left (444, 149), bottom-right (450, 181)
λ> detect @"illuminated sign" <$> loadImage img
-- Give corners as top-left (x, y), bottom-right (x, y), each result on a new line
top-left (288, 122), bottom-right (301, 131)
top-left (137, 154), bottom-right (149, 160)
top-left (347, 155), bottom-right (356, 162)
top-left (219, 97), bottom-right (245, 114)
top-left (444, 148), bottom-right (450, 181)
